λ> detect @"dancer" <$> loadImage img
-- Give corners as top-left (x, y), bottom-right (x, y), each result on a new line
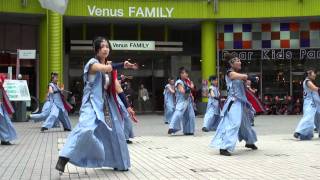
top-left (202, 76), bottom-right (220, 132)
top-left (112, 63), bottom-right (138, 144)
top-left (245, 79), bottom-right (265, 126)
top-left (40, 73), bottom-right (72, 132)
top-left (28, 94), bottom-right (60, 128)
top-left (163, 77), bottom-right (175, 124)
top-left (313, 92), bottom-right (320, 135)
top-left (210, 53), bottom-right (258, 156)
top-left (168, 67), bottom-right (195, 135)
top-left (294, 69), bottom-right (319, 140)
top-left (56, 36), bottom-right (132, 173)
top-left (0, 75), bottom-right (17, 145)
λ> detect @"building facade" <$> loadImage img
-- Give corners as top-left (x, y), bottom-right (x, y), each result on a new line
top-left (1, 0), bottom-right (320, 111)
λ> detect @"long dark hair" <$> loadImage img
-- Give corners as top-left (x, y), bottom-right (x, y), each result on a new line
top-left (50, 72), bottom-right (58, 82)
top-left (177, 67), bottom-right (188, 80)
top-left (304, 68), bottom-right (316, 79)
top-left (223, 52), bottom-right (236, 69)
top-left (93, 36), bottom-right (112, 57)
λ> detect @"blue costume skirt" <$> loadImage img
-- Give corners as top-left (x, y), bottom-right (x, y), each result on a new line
top-left (295, 103), bottom-right (317, 140)
top-left (60, 96), bottom-right (130, 170)
top-left (0, 104), bottom-right (17, 142)
top-left (169, 98), bottom-right (195, 134)
top-left (42, 104), bottom-right (71, 130)
top-left (210, 100), bottom-right (257, 152)
top-left (203, 104), bottom-right (220, 131)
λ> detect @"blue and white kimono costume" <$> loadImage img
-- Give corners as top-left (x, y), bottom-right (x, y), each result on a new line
top-left (60, 58), bottom-right (130, 170)
top-left (117, 96), bottom-right (134, 141)
top-left (41, 83), bottom-right (72, 130)
top-left (203, 85), bottom-right (221, 131)
top-left (30, 96), bottom-right (60, 127)
top-left (0, 91), bottom-right (17, 142)
top-left (313, 92), bottom-right (320, 132)
top-left (169, 79), bottom-right (195, 134)
top-left (164, 84), bottom-right (175, 124)
top-left (295, 79), bottom-right (317, 140)
top-left (210, 70), bottom-right (257, 152)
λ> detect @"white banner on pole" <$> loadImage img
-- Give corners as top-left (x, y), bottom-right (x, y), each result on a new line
top-left (38, 0), bottom-right (69, 14)
top-left (3, 80), bottom-right (31, 101)
top-left (18, 50), bottom-right (36, 59)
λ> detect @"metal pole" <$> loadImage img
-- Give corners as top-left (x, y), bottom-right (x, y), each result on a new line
top-left (151, 58), bottom-right (155, 112)
top-left (16, 49), bottom-right (20, 79)
top-left (260, 58), bottom-right (263, 99)
top-left (290, 59), bottom-right (292, 96)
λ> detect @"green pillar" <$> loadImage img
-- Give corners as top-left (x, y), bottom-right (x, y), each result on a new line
top-left (201, 21), bottom-right (216, 102)
top-left (48, 11), bottom-right (63, 84)
top-left (39, 10), bottom-right (63, 102)
top-left (39, 15), bottom-right (49, 103)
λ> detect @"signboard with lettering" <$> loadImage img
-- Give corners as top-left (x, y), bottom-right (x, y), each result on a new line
top-left (221, 48), bottom-right (320, 61)
top-left (87, 6), bottom-right (174, 18)
top-left (3, 80), bottom-right (31, 101)
top-left (110, 40), bottom-right (155, 51)
top-left (18, 50), bottom-right (36, 59)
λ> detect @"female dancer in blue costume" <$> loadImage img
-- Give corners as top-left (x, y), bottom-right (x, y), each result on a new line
top-left (294, 69), bottom-right (319, 140)
top-left (40, 73), bottom-right (72, 132)
top-left (163, 77), bottom-right (175, 124)
top-left (210, 53), bottom-right (258, 156)
top-left (202, 75), bottom-right (221, 132)
top-left (0, 75), bottom-right (17, 145)
top-left (312, 90), bottom-right (320, 136)
top-left (29, 93), bottom-right (60, 128)
top-left (56, 36), bottom-right (133, 173)
top-left (111, 63), bottom-right (138, 144)
top-left (168, 67), bottom-right (195, 135)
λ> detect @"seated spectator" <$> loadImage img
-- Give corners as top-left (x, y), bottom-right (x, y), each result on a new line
top-left (271, 96), bottom-right (282, 115)
top-left (285, 95), bottom-right (294, 115)
top-left (293, 98), bottom-right (302, 115)
top-left (263, 96), bottom-right (272, 115)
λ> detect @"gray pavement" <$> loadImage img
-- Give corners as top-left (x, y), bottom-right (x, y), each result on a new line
top-left (1, 115), bottom-right (320, 180)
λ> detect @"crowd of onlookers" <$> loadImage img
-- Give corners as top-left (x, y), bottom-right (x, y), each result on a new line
top-left (262, 95), bottom-right (302, 115)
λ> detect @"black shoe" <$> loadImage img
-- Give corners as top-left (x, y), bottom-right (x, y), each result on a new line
top-left (245, 144), bottom-right (258, 150)
top-left (293, 132), bottom-right (300, 139)
top-left (314, 128), bottom-right (318, 132)
top-left (165, 122), bottom-right (169, 124)
top-left (251, 123), bottom-right (255, 126)
top-left (41, 127), bottom-right (48, 132)
top-left (64, 128), bottom-right (71, 132)
top-left (126, 140), bottom-right (133, 144)
top-left (168, 129), bottom-right (175, 134)
top-left (220, 149), bottom-right (231, 156)
top-left (1, 141), bottom-right (12, 145)
top-left (184, 133), bottom-right (194, 136)
top-left (55, 157), bottom-right (69, 172)
top-left (113, 168), bottom-right (129, 171)
top-left (202, 127), bottom-right (209, 132)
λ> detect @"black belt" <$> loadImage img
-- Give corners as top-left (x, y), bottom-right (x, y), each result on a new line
top-left (227, 100), bottom-right (234, 112)
top-left (53, 91), bottom-right (60, 94)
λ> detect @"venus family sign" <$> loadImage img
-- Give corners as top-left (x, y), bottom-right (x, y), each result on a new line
top-left (88, 5), bottom-right (174, 18)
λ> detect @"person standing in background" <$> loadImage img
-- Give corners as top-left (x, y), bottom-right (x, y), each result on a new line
top-left (138, 84), bottom-right (149, 113)
top-left (163, 77), bottom-right (175, 124)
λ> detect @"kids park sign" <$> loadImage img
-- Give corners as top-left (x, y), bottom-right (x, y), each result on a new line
top-left (88, 5), bottom-right (174, 18)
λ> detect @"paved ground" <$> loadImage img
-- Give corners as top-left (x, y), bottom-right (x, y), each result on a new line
top-left (1, 115), bottom-right (320, 180)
